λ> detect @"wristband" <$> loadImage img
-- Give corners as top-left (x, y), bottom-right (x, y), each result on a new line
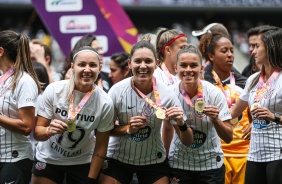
top-left (45, 126), bottom-right (51, 138)
top-left (126, 128), bottom-right (132, 135)
top-left (178, 123), bottom-right (187, 132)
top-left (86, 177), bottom-right (97, 184)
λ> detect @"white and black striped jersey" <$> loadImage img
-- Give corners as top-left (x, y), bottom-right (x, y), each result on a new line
top-left (36, 80), bottom-right (114, 165)
top-left (107, 77), bottom-right (185, 165)
top-left (0, 72), bottom-right (38, 162)
top-left (240, 71), bottom-right (282, 162)
top-left (168, 80), bottom-right (232, 171)
top-left (153, 67), bottom-right (178, 86)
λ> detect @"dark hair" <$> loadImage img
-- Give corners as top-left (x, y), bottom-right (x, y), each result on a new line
top-left (260, 27), bottom-right (282, 69)
top-left (32, 62), bottom-right (49, 91)
top-left (248, 26), bottom-right (281, 91)
top-left (30, 39), bottom-right (52, 65)
top-left (63, 34), bottom-right (97, 78)
top-left (0, 30), bottom-right (41, 93)
top-left (246, 25), bottom-right (275, 38)
top-left (129, 40), bottom-right (157, 60)
top-left (198, 32), bottom-right (231, 62)
top-left (177, 45), bottom-right (202, 65)
top-left (110, 52), bottom-right (129, 71)
top-left (155, 27), bottom-right (185, 61)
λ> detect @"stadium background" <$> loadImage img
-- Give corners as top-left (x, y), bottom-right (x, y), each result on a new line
top-left (0, 0), bottom-right (281, 73)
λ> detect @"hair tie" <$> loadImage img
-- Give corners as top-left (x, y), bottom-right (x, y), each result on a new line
top-left (73, 50), bottom-right (100, 61)
top-left (160, 34), bottom-right (186, 53)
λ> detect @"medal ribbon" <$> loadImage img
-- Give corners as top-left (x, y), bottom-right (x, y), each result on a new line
top-left (180, 79), bottom-right (203, 107)
top-left (211, 70), bottom-right (236, 107)
top-left (67, 87), bottom-right (94, 121)
top-left (161, 64), bottom-right (175, 85)
top-left (132, 76), bottom-right (163, 110)
top-left (254, 69), bottom-right (280, 102)
top-left (0, 67), bottom-right (14, 84)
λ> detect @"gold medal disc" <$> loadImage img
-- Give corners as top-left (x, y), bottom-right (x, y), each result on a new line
top-left (195, 101), bottom-right (206, 113)
top-left (251, 102), bottom-right (261, 111)
top-left (66, 120), bottom-right (76, 132)
top-left (156, 109), bottom-right (166, 119)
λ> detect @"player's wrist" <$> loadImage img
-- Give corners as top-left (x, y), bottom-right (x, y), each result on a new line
top-left (178, 123), bottom-right (188, 132)
top-left (45, 126), bottom-right (51, 138)
top-left (86, 177), bottom-right (97, 184)
top-left (126, 128), bottom-right (132, 135)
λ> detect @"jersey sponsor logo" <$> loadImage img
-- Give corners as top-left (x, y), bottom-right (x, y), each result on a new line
top-left (55, 108), bottom-right (95, 122)
top-left (35, 162), bottom-right (46, 171)
top-left (51, 142), bottom-right (82, 157)
top-left (130, 126), bottom-right (151, 142)
top-left (253, 118), bottom-right (270, 129)
top-left (46, 0), bottom-right (82, 12)
top-left (189, 129), bottom-right (206, 149)
top-left (26, 97), bottom-right (36, 102)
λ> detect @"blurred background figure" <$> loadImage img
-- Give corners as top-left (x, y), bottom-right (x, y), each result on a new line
top-left (154, 27), bottom-right (188, 85)
top-left (241, 25), bottom-right (273, 77)
top-left (30, 39), bottom-right (62, 83)
top-left (108, 52), bottom-right (130, 84)
top-left (32, 62), bottom-right (50, 91)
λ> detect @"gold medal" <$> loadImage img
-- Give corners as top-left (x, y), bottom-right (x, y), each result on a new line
top-left (195, 100), bottom-right (206, 113)
top-left (251, 102), bottom-right (261, 111)
top-left (230, 118), bottom-right (238, 125)
top-left (66, 120), bottom-right (76, 132)
top-left (156, 109), bottom-right (166, 119)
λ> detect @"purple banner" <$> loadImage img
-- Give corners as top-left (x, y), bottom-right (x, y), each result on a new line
top-left (32, 0), bottom-right (138, 58)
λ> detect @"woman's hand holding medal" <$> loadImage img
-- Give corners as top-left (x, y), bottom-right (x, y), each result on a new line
top-left (128, 116), bottom-right (146, 134)
top-left (203, 106), bottom-right (220, 122)
top-left (165, 107), bottom-right (185, 126)
top-left (251, 106), bottom-right (274, 121)
top-left (47, 119), bottom-right (68, 136)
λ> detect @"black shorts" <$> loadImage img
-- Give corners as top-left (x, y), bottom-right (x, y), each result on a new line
top-left (101, 158), bottom-right (169, 184)
top-left (245, 160), bottom-right (282, 184)
top-left (32, 160), bottom-right (90, 184)
top-left (169, 164), bottom-right (225, 184)
top-left (0, 159), bottom-right (32, 184)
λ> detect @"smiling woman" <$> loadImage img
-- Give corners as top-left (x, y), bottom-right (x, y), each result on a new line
top-left (166, 45), bottom-right (233, 184)
top-left (32, 46), bottom-right (114, 184)
top-left (99, 40), bottom-right (193, 184)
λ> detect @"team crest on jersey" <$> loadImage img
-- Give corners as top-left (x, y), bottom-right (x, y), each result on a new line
top-left (186, 111), bottom-right (193, 121)
top-left (130, 126), bottom-right (151, 142)
top-left (35, 162), bottom-right (46, 171)
top-left (189, 129), bottom-right (206, 149)
top-left (142, 103), bottom-right (154, 118)
top-left (170, 177), bottom-right (180, 184)
top-left (263, 88), bottom-right (274, 99)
